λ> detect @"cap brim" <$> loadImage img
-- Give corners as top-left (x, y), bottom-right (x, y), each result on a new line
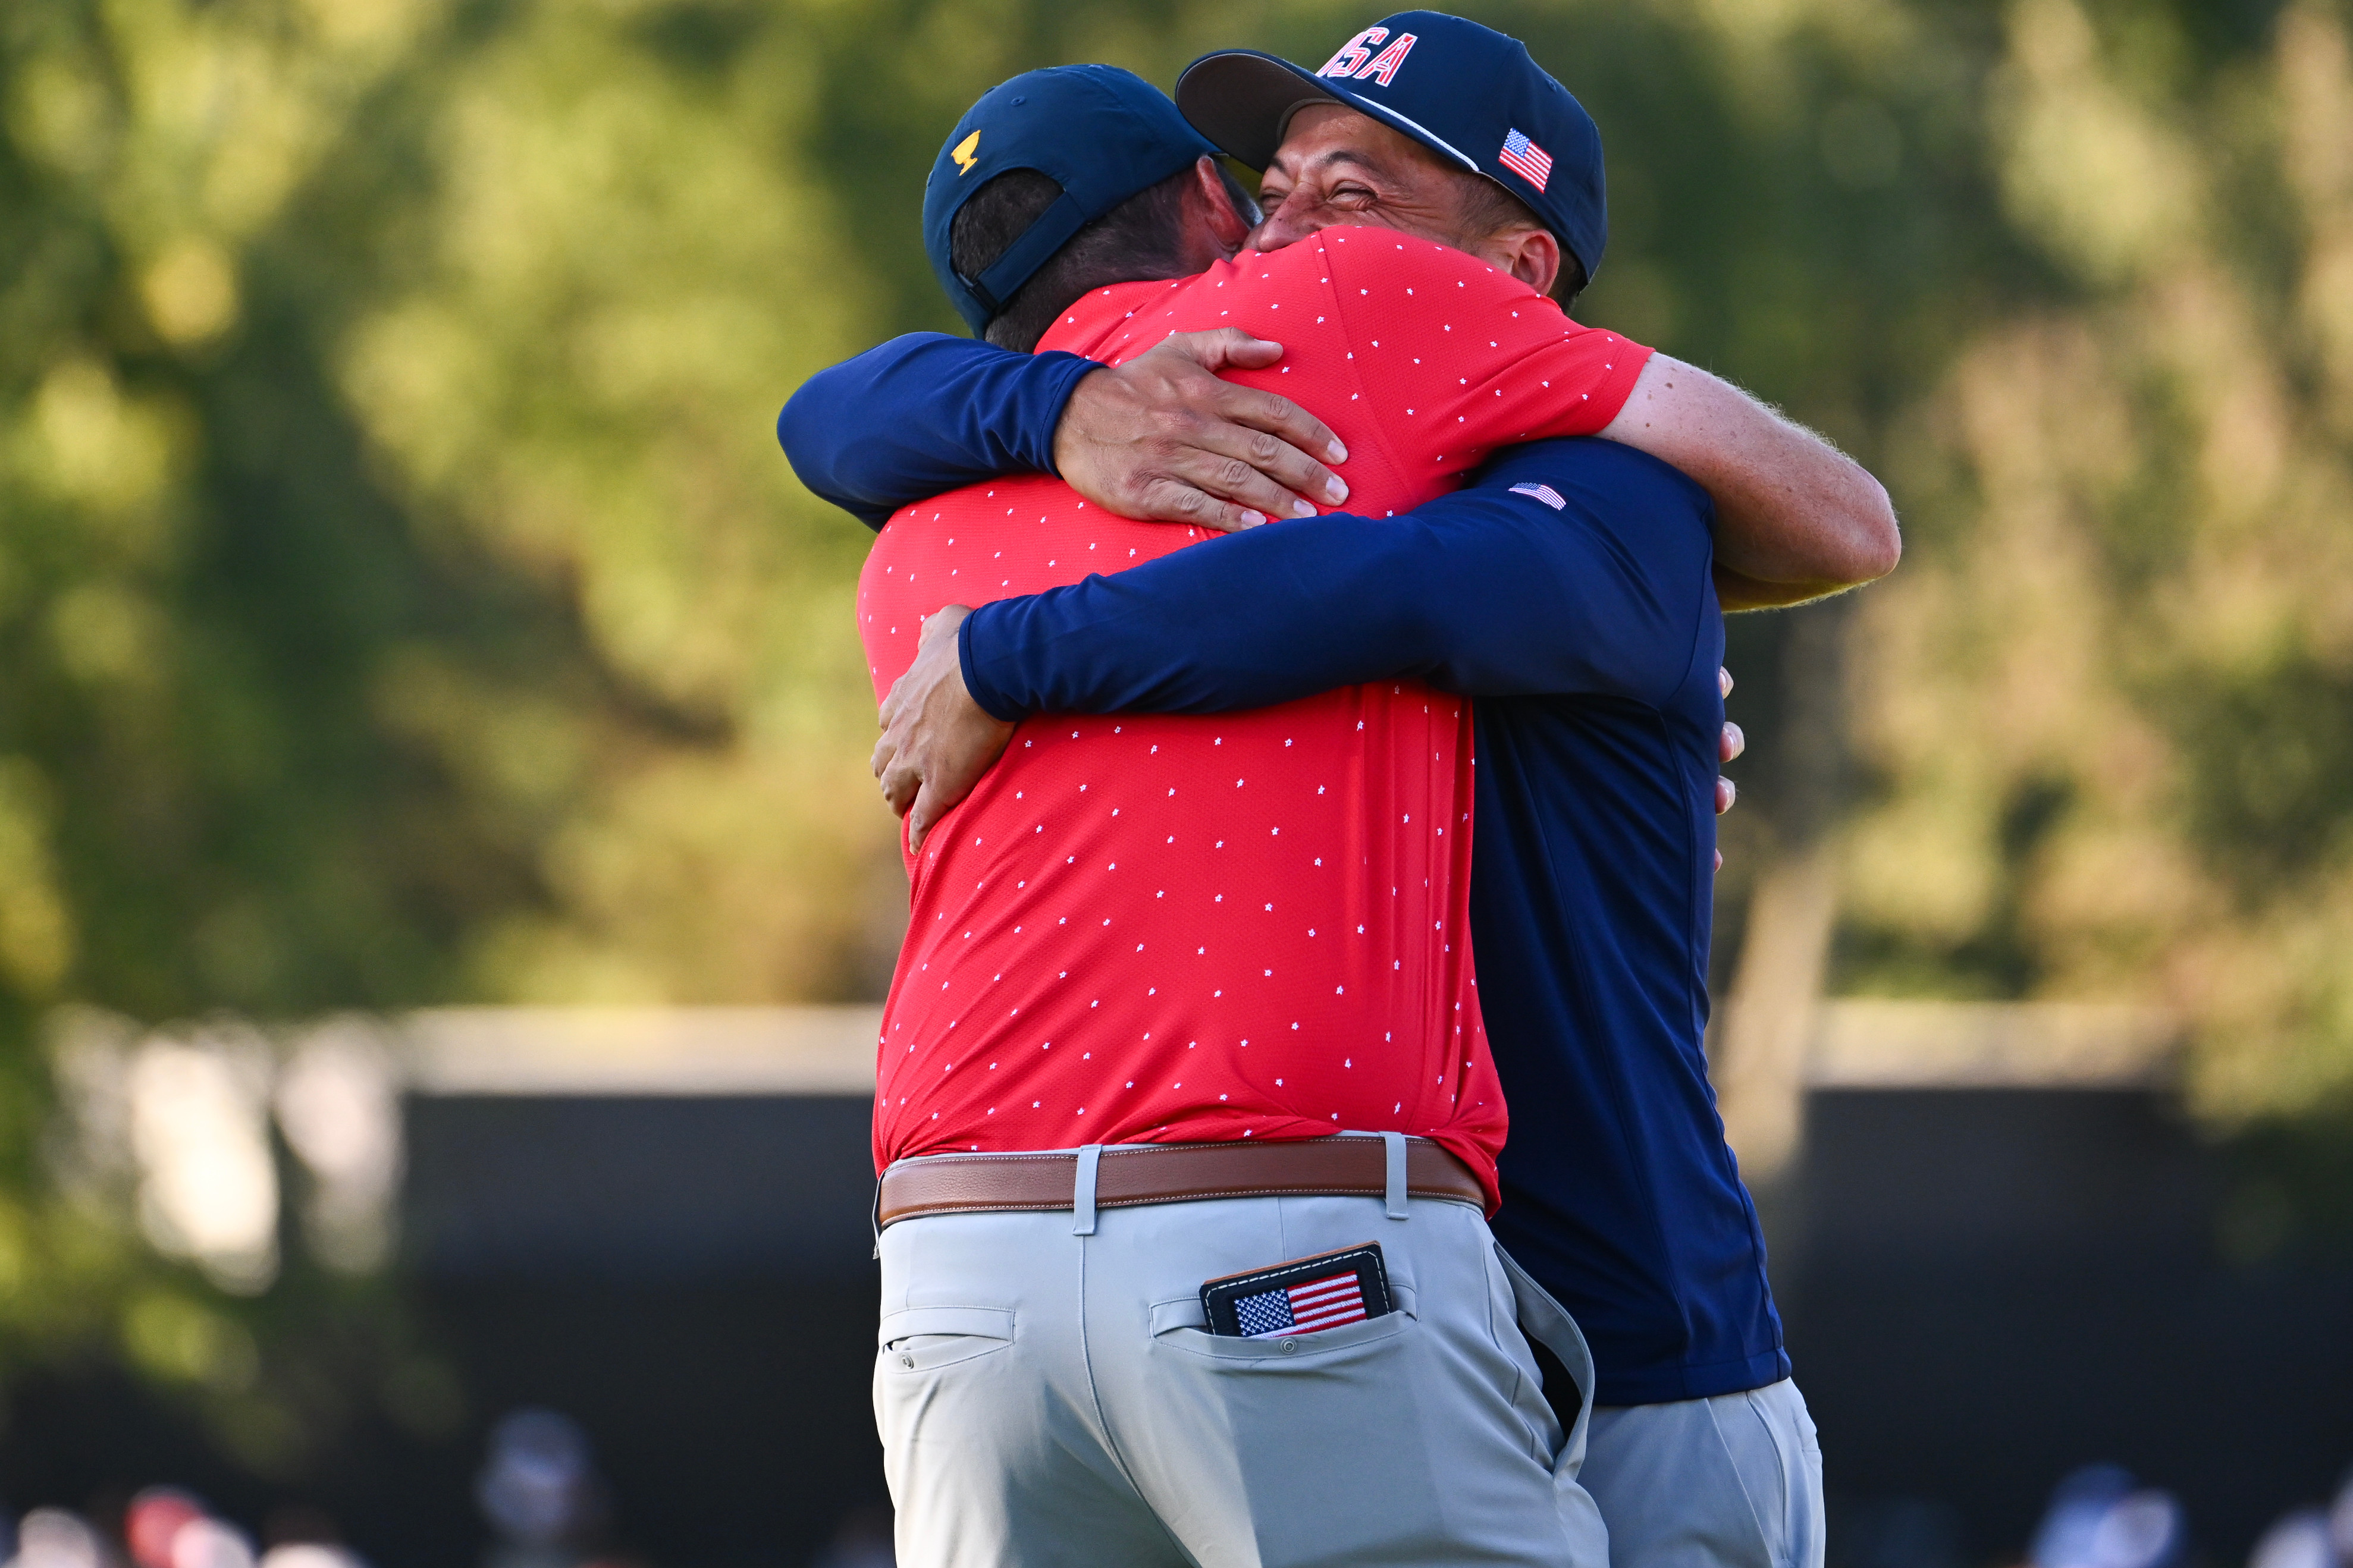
top-left (1176, 49), bottom-right (1483, 175)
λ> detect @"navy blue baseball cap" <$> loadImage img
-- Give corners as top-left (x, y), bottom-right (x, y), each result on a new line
top-left (923, 65), bottom-right (1219, 334)
top-left (1176, 12), bottom-right (1607, 283)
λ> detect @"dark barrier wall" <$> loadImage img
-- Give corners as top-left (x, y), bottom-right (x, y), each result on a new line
top-left (19, 1087), bottom-right (2341, 1567)
top-left (403, 1093), bottom-right (881, 1282)
top-left (1785, 1089), bottom-right (2353, 1568)
top-left (402, 1093), bottom-right (888, 1566)
top-left (399, 1085), bottom-right (2353, 1568)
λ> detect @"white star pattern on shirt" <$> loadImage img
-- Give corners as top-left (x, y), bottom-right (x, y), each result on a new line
top-left (856, 228), bottom-right (1631, 1176)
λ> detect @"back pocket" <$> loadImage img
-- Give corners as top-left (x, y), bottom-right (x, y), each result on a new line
top-left (879, 1305), bottom-right (1015, 1372)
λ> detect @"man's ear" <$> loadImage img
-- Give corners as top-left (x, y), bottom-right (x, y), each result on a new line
top-left (1494, 226), bottom-right (1562, 299)
top-left (1194, 155), bottom-right (1254, 252)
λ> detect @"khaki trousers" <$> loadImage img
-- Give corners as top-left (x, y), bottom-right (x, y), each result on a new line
top-left (1583, 1380), bottom-right (1827, 1568)
top-left (875, 1187), bottom-right (1607, 1568)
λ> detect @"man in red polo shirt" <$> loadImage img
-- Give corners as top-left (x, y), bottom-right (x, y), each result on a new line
top-left (845, 65), bottom-right (1646, 1568)
top-left (864, 234), bottom-right (1652, 1186)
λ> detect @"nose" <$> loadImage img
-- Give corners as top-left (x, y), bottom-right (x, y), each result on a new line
top-left (1250, 191), bottom-right (1318, 252)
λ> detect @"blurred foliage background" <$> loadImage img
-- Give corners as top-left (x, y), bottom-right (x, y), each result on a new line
top-left (2, 0), bottom-right (2350, 1485)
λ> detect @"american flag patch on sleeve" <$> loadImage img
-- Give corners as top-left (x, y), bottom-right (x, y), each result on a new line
top-left (1201, 1242), bottom-right (1394, 1338)
top-left (1498, 129), bottom-right (1554, 191)
top-left (1510, 481), bottom-right (1568, 510)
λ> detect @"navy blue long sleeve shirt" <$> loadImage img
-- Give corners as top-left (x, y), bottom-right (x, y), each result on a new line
top-left (777, 334), bottom-right (1091, 527)
top-left (959, 439), bottom-right (1788, 1404)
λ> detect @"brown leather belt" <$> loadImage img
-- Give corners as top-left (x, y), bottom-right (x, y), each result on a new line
top-left (877, 1135), bottom-right (1485, 1230)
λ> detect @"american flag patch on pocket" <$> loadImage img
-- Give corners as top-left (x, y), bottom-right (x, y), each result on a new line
top-left (1234, 1271), bottom-right (1367, 1336)
top-left (1201, 1242), bottom-right (1395, 1338)
top-left (1510, 482), bottom-right (1567, 510)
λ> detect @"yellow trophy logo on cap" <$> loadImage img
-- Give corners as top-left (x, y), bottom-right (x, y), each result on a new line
top-left (952, 130), bottom-right (981, 174)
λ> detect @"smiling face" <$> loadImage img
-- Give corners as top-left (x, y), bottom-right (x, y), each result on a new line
top-left (1251, 102), bottom-right (1565, 297)
top-left (1253, 103), bottom-right (1472, 250)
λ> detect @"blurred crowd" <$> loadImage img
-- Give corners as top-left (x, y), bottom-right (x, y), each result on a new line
top-left (0, 1409), bottom-right (620, 1568)
top-left (2244, 1473), bottom-right (2353, 1568)
top-left (0, 1490), bottom-right (364, 1568)
top-left (0, 1405), bottom-right (896, 1568)
top-left (9, 1438), bottom-right (2348, 1568)
top-left (2023, 1463), bottom-right (2353, 1568)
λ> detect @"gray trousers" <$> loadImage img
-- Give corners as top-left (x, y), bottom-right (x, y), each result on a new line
top-left (1583, 1380), bottom-right (1826, 1568)
top-left (875, 1191), bottom-right (1608, 1568)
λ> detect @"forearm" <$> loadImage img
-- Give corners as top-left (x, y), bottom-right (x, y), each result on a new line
top-left (777, 334), bottom-right (1097, 526)
top-left (960, 516), bottom-right (1449, 718)
top-left (961, 442), bottom-right (1701, 719)
top-left (1602, 354), bottom-right (1900, 593)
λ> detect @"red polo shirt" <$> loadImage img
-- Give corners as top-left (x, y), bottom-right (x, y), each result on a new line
top-left (858, 228), bottom-right (1652, 1204)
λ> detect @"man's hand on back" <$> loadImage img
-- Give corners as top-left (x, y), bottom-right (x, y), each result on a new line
top-left (1054, 329), bottom-right (1352, 533)
top-left (874, 602), bottom-right (1744, 864)
top-left (875, 605), bottom-right (1015, 854)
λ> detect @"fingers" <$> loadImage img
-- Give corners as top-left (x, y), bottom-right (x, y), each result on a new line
top-left (1154, 331), bottom-right (1345, 461)
top-left (1153, 438), bottom-right (1325, 522)
top-left (1163, 328), bottom-right (1286, 373)
top-left (1212, 381), bottom-right (1347, 470)
top-left (878, 744), bottom-right (920, 816)
top-left (873, 601), bottom-right (1005, 844)
top-left (1130, 476), bottom-right (1266, 533)
top-left (871, 724), bottom-right (908, 810)
top-left (1201, 391), bottom-right (1349, 504)
top-left (1058, 330), bottom-right (1350, 529)
top-left (1146, 329), bottom-right (1347, 483)
top-left (1716, 679), bottom-right (1741, 834)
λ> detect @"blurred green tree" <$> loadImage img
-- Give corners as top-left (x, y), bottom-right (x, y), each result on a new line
top-left (1832, 0), bottom-right (2353, 1127)
top-left (0, 0), bottom-right (899, 1469)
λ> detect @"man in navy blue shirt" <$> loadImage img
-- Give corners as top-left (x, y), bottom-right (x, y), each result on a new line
top-left (930, 436), bottom-right (1768, 1410)
top-left (785, 19), bottom-right (1898, 1568)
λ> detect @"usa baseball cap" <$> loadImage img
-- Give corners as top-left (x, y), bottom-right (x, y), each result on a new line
top-left (1175, 12), bottom-right (1608, 282)
top-left (923, 65), bottom-right (1219, 334)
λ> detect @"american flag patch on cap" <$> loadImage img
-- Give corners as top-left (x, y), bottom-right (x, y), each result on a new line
top-left (1498, 129), bottom-right (1554, 191)
top-left (1234, 1270), bottom-right (1370, 1338)
top-left (1510, 481), bottom-right (1567, 510)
